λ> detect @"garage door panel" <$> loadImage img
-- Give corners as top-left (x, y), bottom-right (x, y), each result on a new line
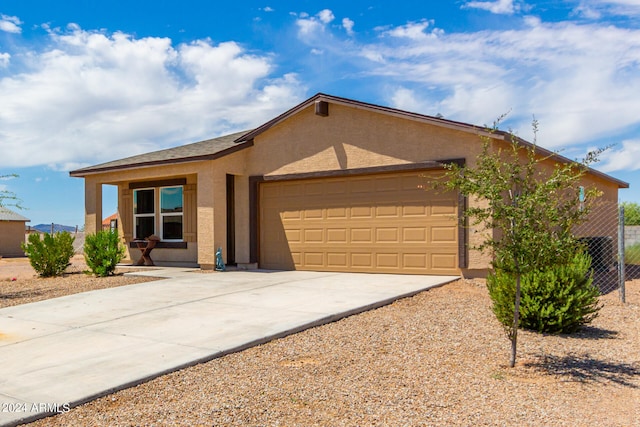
top-left (403, 227), bottom-right (427, 242)
top-left (304, 229), bottom-right (324, 242)
top-left (281, 183), bottom-right (303, 198)
top-left (432, 253), bottom-right (458, 270)
top-left (376, 228), bottom-right (399, 243)
top-left (327, 207), bottom-right (348, 219)
top-left (431, 201), bottom-right (457, 216)
top-left (377, 253), bottom-right (399, 268)
top-left (327, 252), bottom-right (348, 267)
top-left (351, 206), bottom-right (373, 218)
top-left (304, 182), bottom-right (324, 195)
top-left (375, 176), bottom-right (401, 192)
top-left (281, 209), bottom-right (302, 220)
top-left (260, 171), bottom-right (459, 275)
top-left (351, 228), bottom-right (373, 243)
top-left (403, 253), bottom-right (427, 269)
top-left (431, 226), bottom-right (457, 243)
top-left (402, 205), bottom-right (428, 217)
top-left (327, 228), bottom-right (348, 243)
top-left (303, 209), bottom-right (323, 220)
top-left (304, 252), bottom-right (324, 266)
top-left (284, 229), bottom-right (301, 243)
top-left (326, 180), bottom-right (347, 194)
top-left (375, 205), bottom-right (399, 217)
top-left (351, 253), bottom-right (374, 267)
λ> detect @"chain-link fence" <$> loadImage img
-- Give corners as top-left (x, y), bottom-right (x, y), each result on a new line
top-left (574, 200), bottom-right (630, 301)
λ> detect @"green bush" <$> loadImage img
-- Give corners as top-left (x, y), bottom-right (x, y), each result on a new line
top-left (487, 251), bottom-right (601, 334)
top-left (625, 242), bottom-right (640, 265)
top-left (84, 230), bottom-right (125, 277)
top-left (22, 232), bottom-right (75, 277)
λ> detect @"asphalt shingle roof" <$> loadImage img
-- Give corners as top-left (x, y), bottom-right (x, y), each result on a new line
top-left (70, 130), bottom-right (252, 176)
top-left (0, 206), bottom-right (29, 222)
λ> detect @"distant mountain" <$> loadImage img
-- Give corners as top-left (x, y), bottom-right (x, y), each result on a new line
top-left (31, 224), bottom-right (78, 233)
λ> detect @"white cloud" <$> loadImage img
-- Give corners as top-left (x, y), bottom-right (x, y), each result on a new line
top-left (463, 0), bottom-right (519, 15)
top-left (599, 139), bottom-right (640, 172)
top-left (0, 25), bottom-right (306, 169)
top-left (340, 19), bottom-right (640, 149)
top-left (384, 21), bottom-right (432, 40)
top-left (262, 6), bottom-right (274, 12)
top-left (296, 9), bottom-right (337, 37)
top-left (0, 52), bottom-right (9, 67)
top-left (317, 9), bottom-right (335, 24)
top-left (390, 88), bottom-right (440, 116)
top-left (570, 0), bottom-right (640, 20)
top-left (342, 18), bottom-right (355, 36)
top-left (0, 14), bottom-right (21, 33)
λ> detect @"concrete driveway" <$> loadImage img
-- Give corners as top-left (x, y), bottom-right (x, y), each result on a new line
top-left (0, 269), bottom-right (458, 426)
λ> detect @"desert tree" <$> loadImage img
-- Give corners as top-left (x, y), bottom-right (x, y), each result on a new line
top-left (0, 173), bottom-right (22, 209)
top-left (441, 119), bottom-right (603, 367)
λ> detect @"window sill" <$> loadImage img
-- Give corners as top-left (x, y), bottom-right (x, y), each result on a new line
top-left (130, 241), bottom-right (187, 249)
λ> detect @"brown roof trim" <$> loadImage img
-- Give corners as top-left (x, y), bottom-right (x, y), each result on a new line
top-left (235, 93), bottom-right (496, 143)
top-left (70, 139), bottom-right (253, 177)
top-left (507, 135), bottom-right (630, 189)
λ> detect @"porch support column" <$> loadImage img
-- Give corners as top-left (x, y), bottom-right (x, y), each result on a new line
top-left (212, 169), bottom-right (228, 264)
top-left (197, 168), bottom-right (216, 269)
top-left (84, 177), bottom-right (102, 234)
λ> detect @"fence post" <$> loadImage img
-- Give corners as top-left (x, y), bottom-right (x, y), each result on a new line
top-left (618, 205), bottom-right (626, 303)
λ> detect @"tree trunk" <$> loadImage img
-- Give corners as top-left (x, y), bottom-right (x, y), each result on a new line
top-left (509, 272), bottom-right (522, 368)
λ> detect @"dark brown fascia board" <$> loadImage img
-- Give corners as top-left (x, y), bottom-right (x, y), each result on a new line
top-left (69, 140), bottom-right (254, 177)
top-left (234, 93), bottom-right (496, 144)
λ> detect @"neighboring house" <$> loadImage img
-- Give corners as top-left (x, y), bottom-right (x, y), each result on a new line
top-left (102, 213), bottom-right (118, 230)
top-left (0, 206), bottom-right (29, 257)
top-left (70, 93), bottom-right (628, 276)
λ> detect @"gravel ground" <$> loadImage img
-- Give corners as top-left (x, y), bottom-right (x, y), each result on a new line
top-left (1, 258), bottom-right (638, 426)
top-left (0, 256), bottom-right (157, 309)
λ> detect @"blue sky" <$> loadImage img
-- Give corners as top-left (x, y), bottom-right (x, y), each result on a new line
top-left (1, 0), bottom-right (639, 227)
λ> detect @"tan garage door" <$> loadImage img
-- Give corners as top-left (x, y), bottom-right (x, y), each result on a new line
top-left (259, 171), bottom-right (459, 275)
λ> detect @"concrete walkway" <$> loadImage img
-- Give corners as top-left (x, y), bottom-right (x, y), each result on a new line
top-left (0, 269), bottom-right (458, 426)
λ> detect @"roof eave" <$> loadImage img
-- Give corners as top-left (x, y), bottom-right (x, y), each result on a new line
top-left (504, 135), bottom-right (630, 189)
top-left (234, 93), bottom-right (498, 143)
top-left (70, 140), bottom-right (253, 177)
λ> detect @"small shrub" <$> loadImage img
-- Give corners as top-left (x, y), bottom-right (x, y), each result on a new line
top-left (487, 251), bottom-right (601, 334)
top-left (625, 242), bottom-right (640, 265)
top-left (22, 232), bottom-right (75, 277)
top-left (84, 230), bottom-right (125, 277)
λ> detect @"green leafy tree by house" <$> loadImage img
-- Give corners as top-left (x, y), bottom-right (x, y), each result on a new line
top-left (621, 202), bottom-right (640, 226)
top-left (440, 119), bottom-right (603, 367)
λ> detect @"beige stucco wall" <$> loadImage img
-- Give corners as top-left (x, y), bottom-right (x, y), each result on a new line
top-left (0, 221), bottom-right (26, 257)
top-left (245, 103), bottom-right (485, 175)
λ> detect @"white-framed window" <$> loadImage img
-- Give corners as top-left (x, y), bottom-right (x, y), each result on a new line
top-left (160, 186), bottom-right (183, 241)
top-left (133, 188), bottom-right (155, 239)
